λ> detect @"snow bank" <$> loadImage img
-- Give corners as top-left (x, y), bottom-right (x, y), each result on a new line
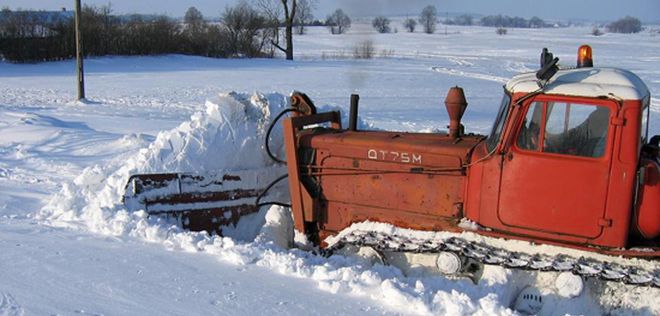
top-left (39, 91), bottom-right (289, 233)
top-left (37, 91), bottom-right (657, 316)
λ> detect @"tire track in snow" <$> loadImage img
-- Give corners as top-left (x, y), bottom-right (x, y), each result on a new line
top-left (0, 293), bottom-right (24, 316)
top-left (505, 61), bottom-right (534, 74)
top-left (447, 57), bottom-right (474, 67)
top-left (431, 66), bottom-right (508, 83)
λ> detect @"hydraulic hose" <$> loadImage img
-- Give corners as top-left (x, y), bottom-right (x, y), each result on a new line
top-left (256, 107), bottom-right (303, 209)
top-left (265, 108), bottom-right (302, 164)
top-left (255, 174), bottom-right (291, 208)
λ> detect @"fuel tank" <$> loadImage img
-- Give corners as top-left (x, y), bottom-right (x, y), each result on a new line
top-left (296, 128), bottom-right (483, 236)
top-left (635, 159), bottom-right (660, 240)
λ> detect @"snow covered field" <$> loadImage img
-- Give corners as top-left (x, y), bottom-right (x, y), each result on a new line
top-left (1, 23), bottom-right (659, 315)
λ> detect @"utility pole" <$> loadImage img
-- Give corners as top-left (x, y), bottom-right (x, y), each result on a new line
top-left (75, 0), bottom-right (85, 100)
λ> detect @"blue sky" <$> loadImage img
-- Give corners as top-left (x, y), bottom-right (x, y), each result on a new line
top-left (3, 0), bottom-right (659, 22)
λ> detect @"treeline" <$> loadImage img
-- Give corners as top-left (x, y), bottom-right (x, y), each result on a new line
top-left (607, 16), bottom-right (642, 33)
top-left (478, 15), bottom-right (549, 28)
top-left (0, 4), bottom-right (280, 63)
top-left (0, 9), bottom-right (72, 62)
top-left (446, 14), bottom-right (644, 34)
top-left (442, 14), bottom-right (549, 28)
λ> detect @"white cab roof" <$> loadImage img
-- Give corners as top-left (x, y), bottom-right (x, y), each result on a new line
top-left (505, 67), bottom-right (650, 101)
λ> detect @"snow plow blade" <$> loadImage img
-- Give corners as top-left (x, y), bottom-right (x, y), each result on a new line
top-left (122, 168), bottom-right (278, 234)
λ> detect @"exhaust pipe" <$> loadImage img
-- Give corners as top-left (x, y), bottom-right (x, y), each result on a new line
top-left (445, 86), bottom-right (468, 139)
top-left (349, 94), bottom-right (359, 131)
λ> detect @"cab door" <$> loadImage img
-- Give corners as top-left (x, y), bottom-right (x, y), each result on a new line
top-left (497, 96), bottom-right (615, 239)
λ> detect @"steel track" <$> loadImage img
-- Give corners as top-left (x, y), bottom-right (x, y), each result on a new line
top-left (324, 230), bottom-right (660, 288)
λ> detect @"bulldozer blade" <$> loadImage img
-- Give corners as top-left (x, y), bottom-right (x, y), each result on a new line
top-left (122, 168), bottom-right (281, 234)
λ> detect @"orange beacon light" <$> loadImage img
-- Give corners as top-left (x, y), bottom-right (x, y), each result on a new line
top-left (577, 44), bottom-right (593, 68)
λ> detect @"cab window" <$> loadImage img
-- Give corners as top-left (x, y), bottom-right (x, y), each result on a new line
top-left (486, 94), bottom-right (512, 152)
top-left (517, 102), bottom-right (542, 151)
top-left (516, 101), bottom-right (610, 158)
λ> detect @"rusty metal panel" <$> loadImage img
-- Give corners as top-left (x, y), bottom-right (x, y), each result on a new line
top-left (122, 170), bottom-right (270, 235)
top-left (283, 111), bottom-right (343, 234)
top-left (283, 118), bottom-right (307, 233)
top-left (318, 157), bottom-right (464, 217)
top-left (295, 128), bottom-right (479, 236)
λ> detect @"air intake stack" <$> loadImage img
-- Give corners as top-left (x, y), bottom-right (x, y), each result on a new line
top-left (444, 86), bottom-right (468, 139)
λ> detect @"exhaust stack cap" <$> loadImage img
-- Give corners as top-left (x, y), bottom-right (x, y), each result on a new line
top-left (445, 86), bottom-right (468, 139)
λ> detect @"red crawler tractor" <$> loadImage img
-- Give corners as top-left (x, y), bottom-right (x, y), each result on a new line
top-left (124, 46), bottom-right (659, 286)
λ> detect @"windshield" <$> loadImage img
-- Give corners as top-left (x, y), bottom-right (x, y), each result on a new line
top-left (486, 93), bottom-right (512, 152)
top-left (641, 96), bottom-right (649, 144)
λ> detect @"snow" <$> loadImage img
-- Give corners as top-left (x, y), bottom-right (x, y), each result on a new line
top-left (1, 23), bottom-right (659, 315)
top-left (507, 67), bottom-right (651, 100)
top-left (0, 219), bottom-right (388, 316)
top-left (554, 272), bottom-right (584, 299)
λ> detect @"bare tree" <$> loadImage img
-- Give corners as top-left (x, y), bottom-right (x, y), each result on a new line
top-left (256, 0), bottom-right (296, 60)
top-left (81, 4), bottom-right (118, 56)
top-left (294, 0), bottom-right (316, 35)
top-left (403, 17), bottom-right (416, 32)
top-left (372, 16), bottom-right (390, 33)
top-left (327, 9), bottom-right (350, 34)
top-left (0, 7), bottom-right (8, 36)
top-left (183, 7), bottom-right (209, 55)
top-left (223, 2), bottom-right (269, 57)
top-left (184, 7), bottom-right (205, 32)
top-left (253, 0), bottom-right (281, 56)
top-left (278, 0), bottom-right (296, 60)
top-left (353, 40), bottom-right (374, 59)
top-left (528, 16), bottom-right (545, 28)
top-left (419, 5), bottom-right (438, 34)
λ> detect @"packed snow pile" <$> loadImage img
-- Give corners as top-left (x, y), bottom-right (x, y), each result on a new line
top-left (36, 91), bottom-right (657, 315)
top-left (39, 91), bottom-right (289, 235)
